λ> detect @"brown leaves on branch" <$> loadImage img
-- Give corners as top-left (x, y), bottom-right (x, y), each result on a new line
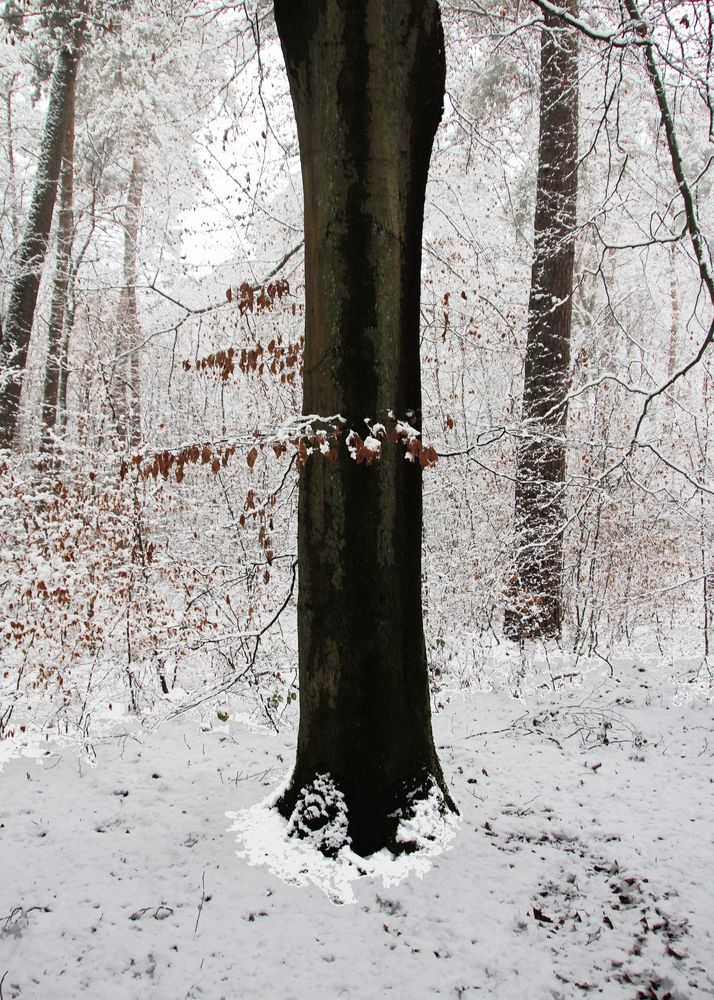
top-left (238, 489), bottom-right (276, 573)
top-left (346, 432), bottom-right (380, 465)
top-left (183, 334), bottom-right (304, 385)
top-left (180, 278), bottom-right (298, 384)
top-left (387, 424), bottom-right (438, 468)
top-left (406, 438), bottom-right (438, 469)
top-left (225, 279), bottom-right (290, 314)
top-left (120, 416), bottom-right (438, 486)
top-left (120, 442), bottom-right (240, 484)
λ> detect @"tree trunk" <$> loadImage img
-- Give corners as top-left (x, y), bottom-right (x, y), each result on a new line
top-left (40, 52), bottom-right (78, 454)
top-left (273, 0), bottom-right (454, 857)
top-left (56, 272), bottom-right (78, 437)
top-left (504, 4), bottom-right (579, 642)
top-left (0, 43), bottom-right (80, 450)
top-left (4, 72), bottom-right (20, 245)
top-left (115, 153), bottom-right (143, 447)
top-left (56, 189), bottom-right (97, 438)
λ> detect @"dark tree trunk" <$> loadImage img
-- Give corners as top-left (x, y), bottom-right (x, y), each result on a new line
top-left (0, 43), bottom-right (80, 450)
top-left (41, 52), bottom-right (78, 454)
top-left (504, 4), bottom-right (579, 642)
top-left (274, 0), bottom-right (454, 857)
top-left (115, 153), bottom-right (143, 447)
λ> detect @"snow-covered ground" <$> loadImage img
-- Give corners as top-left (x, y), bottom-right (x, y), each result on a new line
top-left (1, 653), bottom-right (712, 999)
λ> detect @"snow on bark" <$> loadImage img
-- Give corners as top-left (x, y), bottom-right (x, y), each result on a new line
top-left (0, 44), bottom-right (79, 450)
top-left (504, 2), bottom-right (579, 641)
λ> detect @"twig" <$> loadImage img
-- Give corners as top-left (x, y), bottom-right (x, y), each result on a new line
top-left (144, 240), bottom-right (304, 324)
top-left (162, 559), bottom-right (297, 725)
top-left (592, 648), bottom-right (614, 678)
top-left (465, 717), bottom-right (527, 739)
top-left (194, 871), bottom-right (207, 934)
top-left (260, 240), bottom-right (304, 283)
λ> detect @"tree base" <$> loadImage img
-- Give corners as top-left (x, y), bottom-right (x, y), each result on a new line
top-left (276, 770), bottom-right (457, 858)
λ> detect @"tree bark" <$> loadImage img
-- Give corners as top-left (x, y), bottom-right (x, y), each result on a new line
top-left (115, 153), bottom-right (143, 447)
top-left (56, 190), bottom-right (97, 437)
top-left (4, 72), bottom-right (20, 244)
top-left (504, 3), bottom-right (579, 642)
top-left (0, 43), bottom-right (80, 449)
top-left (273, 0), bottom-right (454, 856)
top-left (40, 51), bottom-right (78, 453)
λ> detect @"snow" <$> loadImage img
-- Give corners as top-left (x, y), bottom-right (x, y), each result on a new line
top-left (1, 653), bottom-right (712, 998)
top-left (394, 781), bottom-right (455, 852)
top-left (230, 774), bottom-right (457, 905)
top-left (362, 435), bottom-right (382, 454)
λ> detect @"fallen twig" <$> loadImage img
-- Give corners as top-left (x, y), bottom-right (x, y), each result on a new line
top-left (194, 871), bottom-right (208, 934)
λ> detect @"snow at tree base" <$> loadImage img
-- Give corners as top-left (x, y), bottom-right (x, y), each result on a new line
top-left (1, 653), bottom-right (712, 997)
top-left (1, 1), bottom-right (713, 997)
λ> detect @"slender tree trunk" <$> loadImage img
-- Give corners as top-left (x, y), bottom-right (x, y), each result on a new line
top-left (504, 3), bottom-right (579, 641)
top-left (56, 281), bottom-right (77, 437)
top-left (668, 249), bottom-right (679, 383)
top-left (56, 189), bottom-right (97, 438)
top-left (700, 365), bottom-right (712, 659)
top-left (40, 55), bottom-right (78, 453)
top-left (4, 73), bottom-right (20, 245)
top-left (662, 246), bottom-right (680, 437)
top-left (0, 43), bottom-right (80, 449)
top-left (116, 154), bottom-right (143, 447)
top-left (274, 0), bottom-right (454, 856)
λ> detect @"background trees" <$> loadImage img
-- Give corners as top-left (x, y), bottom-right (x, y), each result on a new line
top-left (0, 32), bottom-right (80, 447)
top-left (504, 0), bottom-right (578, 642)
top-left (39, 34), bottom-right (77, 453)
top-left (0, 0), bottom-right (712, 761)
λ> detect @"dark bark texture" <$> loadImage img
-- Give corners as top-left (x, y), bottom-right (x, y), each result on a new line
top-left (0, 43), bottom-right (79, 449)
top-left (504, 3), bottom-right (579, 642)
top-left (41, 52), bottom-right (78, 453)
top-left (274, 0), bottom-right (453, 856)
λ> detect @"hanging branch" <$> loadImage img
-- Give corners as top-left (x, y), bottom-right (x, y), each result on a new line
top-left (535, 0), bottom-right (714, 452)
top-left (620, 0), bottom-right (714, 443)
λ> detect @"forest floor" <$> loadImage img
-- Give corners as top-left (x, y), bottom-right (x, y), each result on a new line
top-left (0, 648), bottom-right (712, 999)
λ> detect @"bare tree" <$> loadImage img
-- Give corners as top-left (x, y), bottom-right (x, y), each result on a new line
top-left (505, 0), bottom-right (579, 641)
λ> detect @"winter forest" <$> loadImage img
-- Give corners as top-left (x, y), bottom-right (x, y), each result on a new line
top-left (1, 0), bottom-right (713, 996)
